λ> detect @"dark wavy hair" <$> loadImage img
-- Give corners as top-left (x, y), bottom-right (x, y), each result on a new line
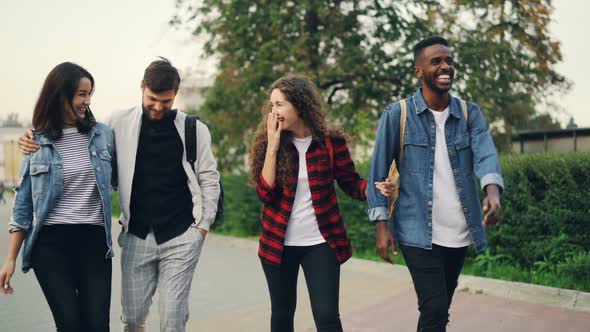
top-left (142, 57), bottom-right (181, 93)
top-left (32, 62), bottom-right (96, 140)
top-left (249, 74), bottom-right (341, 188)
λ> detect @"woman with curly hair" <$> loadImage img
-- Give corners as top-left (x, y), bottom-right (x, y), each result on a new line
top-left (250, 74), bottom-right (391, 332)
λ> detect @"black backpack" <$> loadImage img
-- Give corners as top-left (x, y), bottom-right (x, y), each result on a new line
top-left (184, 115), bottom-right (224, 225)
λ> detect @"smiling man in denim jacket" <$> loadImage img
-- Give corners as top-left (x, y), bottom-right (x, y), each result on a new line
top-left (367, 36), bottom-right (504, 331)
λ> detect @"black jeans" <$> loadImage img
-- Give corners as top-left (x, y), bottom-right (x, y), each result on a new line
top-left (261, 242), bottom-right (342, 332)
top-left (31, 224), bottom-right (112, 332)
top-left (401, 244), bottom-right (468, 332)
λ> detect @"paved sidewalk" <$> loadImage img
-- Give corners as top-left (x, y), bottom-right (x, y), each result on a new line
top-left (1, 197), bottom-right (589, 331)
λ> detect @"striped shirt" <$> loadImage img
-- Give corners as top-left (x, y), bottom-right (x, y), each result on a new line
top-left (256, 133), bottom-right (367, 266)
top-left (44, 127), bottom-right (104, 226)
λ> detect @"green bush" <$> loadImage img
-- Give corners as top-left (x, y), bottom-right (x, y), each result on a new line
top-left (212, 174), bottom-right (263, 236)
top-left (486, 153), bottom-right (590, 266)
top-left (111, 192), bottom-right (120, 217)
top-left (110, 152), bottom-right (590, 290)
top-left (460, 152), bottom-right (590, 291)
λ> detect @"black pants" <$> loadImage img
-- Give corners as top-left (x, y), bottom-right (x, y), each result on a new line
top-left (261, 242), bottom-right (342, 332)
top-left (31, 224), bottom-right (112, 332)
top-left (401, 244), bottom-right (468, 332)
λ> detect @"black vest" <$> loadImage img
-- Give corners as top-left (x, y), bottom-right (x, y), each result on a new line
top-left (128, 111), bottom-right (194, 244)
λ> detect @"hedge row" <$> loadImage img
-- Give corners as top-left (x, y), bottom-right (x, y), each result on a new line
top-left (214, 153), bottom-right (590, 288)
top-left (485, 153), bottom-right (590, 283)
top-left (111, 152), bottom-right (590, 289)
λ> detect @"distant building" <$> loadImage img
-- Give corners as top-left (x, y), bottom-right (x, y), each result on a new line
top-left (0, 126), bottom-right (25, 187)
top-left (511, 127), bottom-right (590, 154)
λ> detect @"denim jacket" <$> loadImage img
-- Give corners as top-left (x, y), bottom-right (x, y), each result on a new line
top-left (9, 123), bottom-right (117, 272)
top-left (367, 89), bottom-right (504, 252)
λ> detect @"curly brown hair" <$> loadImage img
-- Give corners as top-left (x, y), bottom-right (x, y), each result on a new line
top-left (249, 74), bottom-right (338, 188)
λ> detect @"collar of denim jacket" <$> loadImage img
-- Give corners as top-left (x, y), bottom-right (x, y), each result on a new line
top-left (413, 88), bottom-right (462, 119)
top-left (35, 125), bottom-right (100, 145)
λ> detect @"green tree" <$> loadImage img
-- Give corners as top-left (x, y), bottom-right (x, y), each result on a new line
top-left (173, 0), bottom-right (439, 169)
top-left (173, 0), bottom-right (568, 170)
top-left (521, 113), bottom-right (562, 131)
top-left (443, 0), bottom-right (569, 147)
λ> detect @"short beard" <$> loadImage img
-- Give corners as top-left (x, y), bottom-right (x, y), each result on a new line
top-left (141, 103), bottom-right (150, 116)
top-left (141, 104), bottom-right (175, 121)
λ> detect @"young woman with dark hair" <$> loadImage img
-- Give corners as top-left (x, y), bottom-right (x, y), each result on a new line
top-left (0, 62), bottom-right (116, 332)
top-left (250, 74), bottom-right (392, 332)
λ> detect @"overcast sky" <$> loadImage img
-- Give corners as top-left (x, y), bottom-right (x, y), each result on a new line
top-left (0, 0), bottom-right (587, 127)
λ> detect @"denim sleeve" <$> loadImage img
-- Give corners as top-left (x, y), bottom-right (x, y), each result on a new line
top-left (9, 156), bottom-right (33, 233)
top-left (468, 103), bottom-right (504, 192)
top-left (367, 104), bottom-right (401, 222)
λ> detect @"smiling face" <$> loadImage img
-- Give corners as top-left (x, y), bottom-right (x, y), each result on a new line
top-left (63, 77), bottom-right (92, 126)
top-left (415, 43), bottom-right (455, 95)
top-left (270, 88), bottom-right (304, 132)
top-left (141, 85), bottom-right (176, 121)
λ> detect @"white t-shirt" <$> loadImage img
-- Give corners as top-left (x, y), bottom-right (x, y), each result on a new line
top-left (284, 136), bottom-right (326, 246)
top-left (44, 127), bottom-right (104, 226)
top-left (430, 108), bottom-right (471, 247)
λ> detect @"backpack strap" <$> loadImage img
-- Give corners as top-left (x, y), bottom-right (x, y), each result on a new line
top-left (459, 98), bottom-right (468, 124)
top-left (185, 115), bottom-right (199, 172)
top-left (399, 99), bottom-right (408, 162)
top-left (385, 100), bottom-right (407, 219)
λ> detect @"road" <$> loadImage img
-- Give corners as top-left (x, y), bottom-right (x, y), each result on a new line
top-left (1, 193), bottom-right (589, 331)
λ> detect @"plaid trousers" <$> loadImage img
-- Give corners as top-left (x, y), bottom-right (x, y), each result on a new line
top-left (118, 225), bottom-right (205, 332)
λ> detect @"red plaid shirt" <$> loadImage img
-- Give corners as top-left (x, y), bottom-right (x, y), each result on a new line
top-left (256, 134), bottom-right (367, 266)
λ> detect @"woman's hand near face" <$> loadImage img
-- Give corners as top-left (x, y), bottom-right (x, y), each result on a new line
top-left (261, 112), bottom-right (282, 187)
top-left (266, 112), bottom-right (282, 154)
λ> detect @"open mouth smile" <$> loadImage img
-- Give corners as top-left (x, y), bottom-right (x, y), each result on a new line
top-left (436, 74), bottom-right (452, 84)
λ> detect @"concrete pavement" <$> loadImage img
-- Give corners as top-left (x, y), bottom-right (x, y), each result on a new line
top-left (0, 194), bottom-right (589, 331)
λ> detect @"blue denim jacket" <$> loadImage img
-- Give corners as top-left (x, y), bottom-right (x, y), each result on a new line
top-left (9, 123), bottom-right (117, 272)
top-left (367, 89), bottom-right (504, 252)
